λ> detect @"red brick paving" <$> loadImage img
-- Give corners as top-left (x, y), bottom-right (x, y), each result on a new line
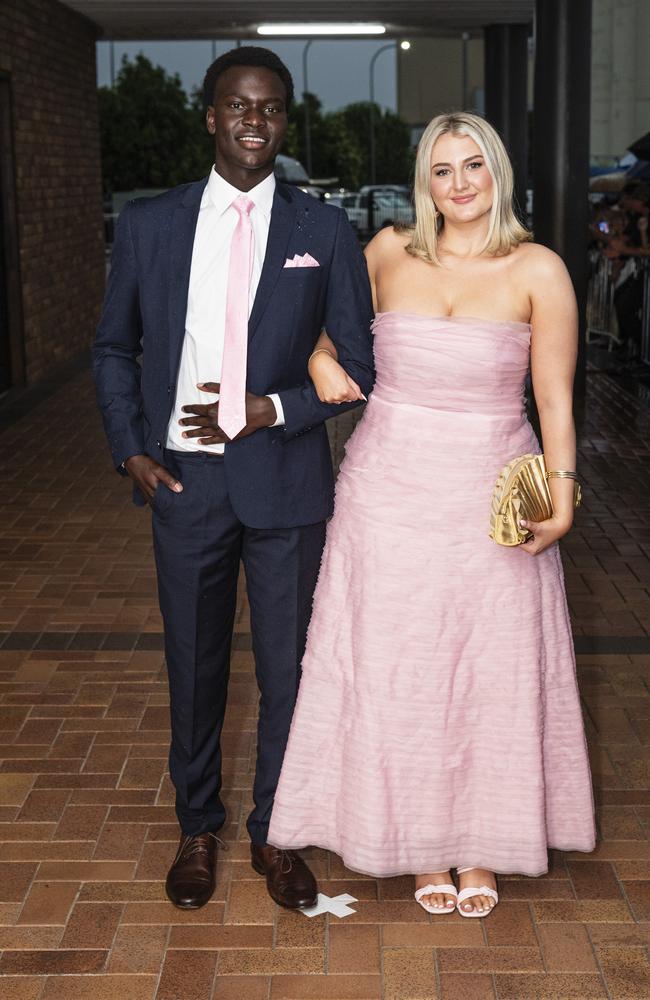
top-left (0, 369), bottom-right (649, 998)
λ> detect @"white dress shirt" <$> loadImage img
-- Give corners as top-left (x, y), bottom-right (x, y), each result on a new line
top-left (165, 167), bottom-right (284, 454)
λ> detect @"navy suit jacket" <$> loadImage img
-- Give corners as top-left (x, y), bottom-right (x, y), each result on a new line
top-left (92, 177), bottom-right (375, 528)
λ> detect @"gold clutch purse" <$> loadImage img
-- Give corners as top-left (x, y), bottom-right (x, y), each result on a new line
top-left (489, 454), bottom-right (581, 546)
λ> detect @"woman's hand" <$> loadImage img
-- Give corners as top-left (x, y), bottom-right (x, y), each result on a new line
top-left (309, 351), bottom-right (366, 404)
top-left (519, 515), bottom-right (572, 556)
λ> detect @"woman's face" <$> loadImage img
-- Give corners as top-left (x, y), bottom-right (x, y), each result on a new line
top-left (429, 132), bottom-right (494, 225)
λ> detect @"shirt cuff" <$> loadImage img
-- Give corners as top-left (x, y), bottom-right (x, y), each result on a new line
top-left (268, 393), bottom-right (285, 427)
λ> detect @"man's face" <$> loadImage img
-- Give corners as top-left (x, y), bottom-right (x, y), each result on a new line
top-left (206, 65), bottom-right (288, 185)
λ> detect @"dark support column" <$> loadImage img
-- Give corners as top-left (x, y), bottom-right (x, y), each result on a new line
top-left (484, 23), bottom-right (530, 220)
top-left (533, 0), bottom-right (592, 399)
top-left (0, 74), bottom-right (25, 389)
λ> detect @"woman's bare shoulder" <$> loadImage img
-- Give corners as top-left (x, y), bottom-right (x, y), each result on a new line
top-left (511, 240), bottom-right (569, 280)
top-left (364, 225), bottom-right (412, 266)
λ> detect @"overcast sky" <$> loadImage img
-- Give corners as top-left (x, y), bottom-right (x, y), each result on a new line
top-left (96, 39), bottom-right (397, 113)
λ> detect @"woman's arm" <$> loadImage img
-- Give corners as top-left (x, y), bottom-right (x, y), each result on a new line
top-left (307, 224), bottom-right (392, 404)
top-left (310, 330), bottom-right (338, 363)
top-left (308, 331), bottom-right (366, 403)
top-left (522, 246), bottom-right (579, 556)
top-left (276, 209), bottom-right (374, 436)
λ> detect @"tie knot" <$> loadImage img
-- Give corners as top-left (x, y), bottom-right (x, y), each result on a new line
top-left (232, 195), bottom-right (255, 217)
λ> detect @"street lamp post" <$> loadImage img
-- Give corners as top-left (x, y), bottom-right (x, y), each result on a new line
top-left (369, 43), bottom-right (392, 185)
top-left (369, 41), bottom-right (409, 185)
top-left (258, 25), bottom-right (399, 186)
top-left (461, 32), bottom-right (470, 109)
top-left (302, 40), bottom-right (314, 179)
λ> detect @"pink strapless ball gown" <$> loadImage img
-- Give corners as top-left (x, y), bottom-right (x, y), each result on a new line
top-left (268, 313), bottom-right (596, 877)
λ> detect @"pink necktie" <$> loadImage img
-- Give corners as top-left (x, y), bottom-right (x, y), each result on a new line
top-left (219, 195), bottom-right (254, 440)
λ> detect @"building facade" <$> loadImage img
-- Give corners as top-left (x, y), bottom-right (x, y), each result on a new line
top-left (397, 0), bottom-right (649, 164)
top-left (397, 35), bottom-right (487, 140)
top-left (0, 0), bottom-right (105, 389)
top-left (591, 0), bottom-right (650, 164)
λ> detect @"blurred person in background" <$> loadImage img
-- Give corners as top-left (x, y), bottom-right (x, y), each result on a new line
top-left (589, 183), bottom-right (649, 362)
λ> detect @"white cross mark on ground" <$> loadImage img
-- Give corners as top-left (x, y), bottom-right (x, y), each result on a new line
top-left (300, 893), bottom-right (358, 918)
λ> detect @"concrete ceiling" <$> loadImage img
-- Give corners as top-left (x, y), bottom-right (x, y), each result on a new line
top-left (64, 1), bottom-right (535, 40)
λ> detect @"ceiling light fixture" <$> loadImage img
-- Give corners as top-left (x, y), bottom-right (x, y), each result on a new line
top-left (257, 23), bottom-right (387, 37)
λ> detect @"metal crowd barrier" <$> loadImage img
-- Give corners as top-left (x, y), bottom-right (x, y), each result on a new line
top-left (587, 250), bottom-right (650, 361)
top-left (586, 251), bottom-right (621, 348)
top-left (642, 259), bottom-right (650, 365)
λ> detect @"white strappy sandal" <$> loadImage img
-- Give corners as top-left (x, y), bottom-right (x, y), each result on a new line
top-left (414, 877), bottom-right (458, 914)
top-left (456, 867), bottom-right (499, 918)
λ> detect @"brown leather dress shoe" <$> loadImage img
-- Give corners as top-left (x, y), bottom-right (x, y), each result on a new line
top-left (251, 844), bottom-right (318, 909)
top-left (165, 832), bottom-right (222, 909)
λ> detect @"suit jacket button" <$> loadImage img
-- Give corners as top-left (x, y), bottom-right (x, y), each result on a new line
top-left (156, 440), bottom-right (161, 448)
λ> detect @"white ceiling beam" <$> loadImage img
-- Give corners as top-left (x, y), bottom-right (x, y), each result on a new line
top-left (62, 1), bottom-right (534, 40)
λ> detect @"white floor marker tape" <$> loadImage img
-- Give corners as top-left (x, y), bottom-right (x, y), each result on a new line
top-left (300, 893), bottom-right (358, 918)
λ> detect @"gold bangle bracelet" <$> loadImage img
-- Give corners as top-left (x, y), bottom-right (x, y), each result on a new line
top-left (308, 348), bottom-right (335, 363)
top-left (546, 470), bottom-right (578, 480)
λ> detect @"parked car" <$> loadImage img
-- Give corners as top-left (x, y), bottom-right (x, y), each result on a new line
top-left (274, 154), bottom-right (326, 199)
top-left (274, 154), bottom-right (310, 185)
top-left (337, 186), bottom-right (414, 236)
top-left (324, 191), bottom-right (359, 231)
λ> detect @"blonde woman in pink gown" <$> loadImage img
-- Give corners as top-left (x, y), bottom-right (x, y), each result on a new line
top-left (268, 112), bottom-right (595, 917)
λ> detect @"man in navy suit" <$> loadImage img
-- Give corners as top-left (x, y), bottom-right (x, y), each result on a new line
top-left (93, 47), bottom-right (374, 910)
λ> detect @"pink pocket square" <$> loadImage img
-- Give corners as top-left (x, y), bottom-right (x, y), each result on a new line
top-left (283, 252), bottom-right (320, 268)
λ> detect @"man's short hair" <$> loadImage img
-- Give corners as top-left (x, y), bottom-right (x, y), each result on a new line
top-left (202, 46), bottom-right (294, 112)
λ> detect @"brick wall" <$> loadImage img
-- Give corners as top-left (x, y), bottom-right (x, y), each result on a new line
top-left (0, 0), bottom-right (104, 385)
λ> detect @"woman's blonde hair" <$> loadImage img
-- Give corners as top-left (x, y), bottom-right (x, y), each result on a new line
top-left (405, 111), bottom-right (531, 265)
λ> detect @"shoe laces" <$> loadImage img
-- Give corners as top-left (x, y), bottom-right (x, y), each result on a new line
top-left (176, 832), bottom-right (228, 864)
top-left (207, 832), bottom-right (228, 851)
top-left (271, 848), bottom-right (294, 875)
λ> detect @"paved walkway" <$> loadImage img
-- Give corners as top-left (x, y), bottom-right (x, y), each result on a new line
top-left (0, 368), bottom-right (649, 1000)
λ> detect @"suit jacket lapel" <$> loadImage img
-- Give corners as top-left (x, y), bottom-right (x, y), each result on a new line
top-left (168, 178), bottom-right (207, 382)
top-left (248, 183), bottom-right (296, 339)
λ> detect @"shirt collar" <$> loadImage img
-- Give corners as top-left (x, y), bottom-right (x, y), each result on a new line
top-left (206, 166), bottom-right (276, 219)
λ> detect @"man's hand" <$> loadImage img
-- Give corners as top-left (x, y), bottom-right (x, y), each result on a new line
top-left (124, 455), bottom-right (183, 502)
top-left (179, 382), bottom-right (277, 445)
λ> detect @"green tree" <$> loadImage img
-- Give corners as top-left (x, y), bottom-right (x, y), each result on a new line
top-left (288, 94), bottom-right (411, 189)
top-left (318, 114), bottom-right (365, 190)
top-left (376, 108), bottom-right (415, 185)
top-left (98, 59), bottom-right (413, 194)
top-left (98, 54), bottom-right (212, 192)
top-left (287, 93), bottom-right (331, 171)
top-left (336, 102), bottom-right (414, 185)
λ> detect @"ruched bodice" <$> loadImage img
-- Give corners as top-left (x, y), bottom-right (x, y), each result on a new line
top-left (344, 314), bottom-right (536, 502)
top-left (269, 312), bottom-right (595, 879)
top-left (372, 312), bottom-right (531, 417)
